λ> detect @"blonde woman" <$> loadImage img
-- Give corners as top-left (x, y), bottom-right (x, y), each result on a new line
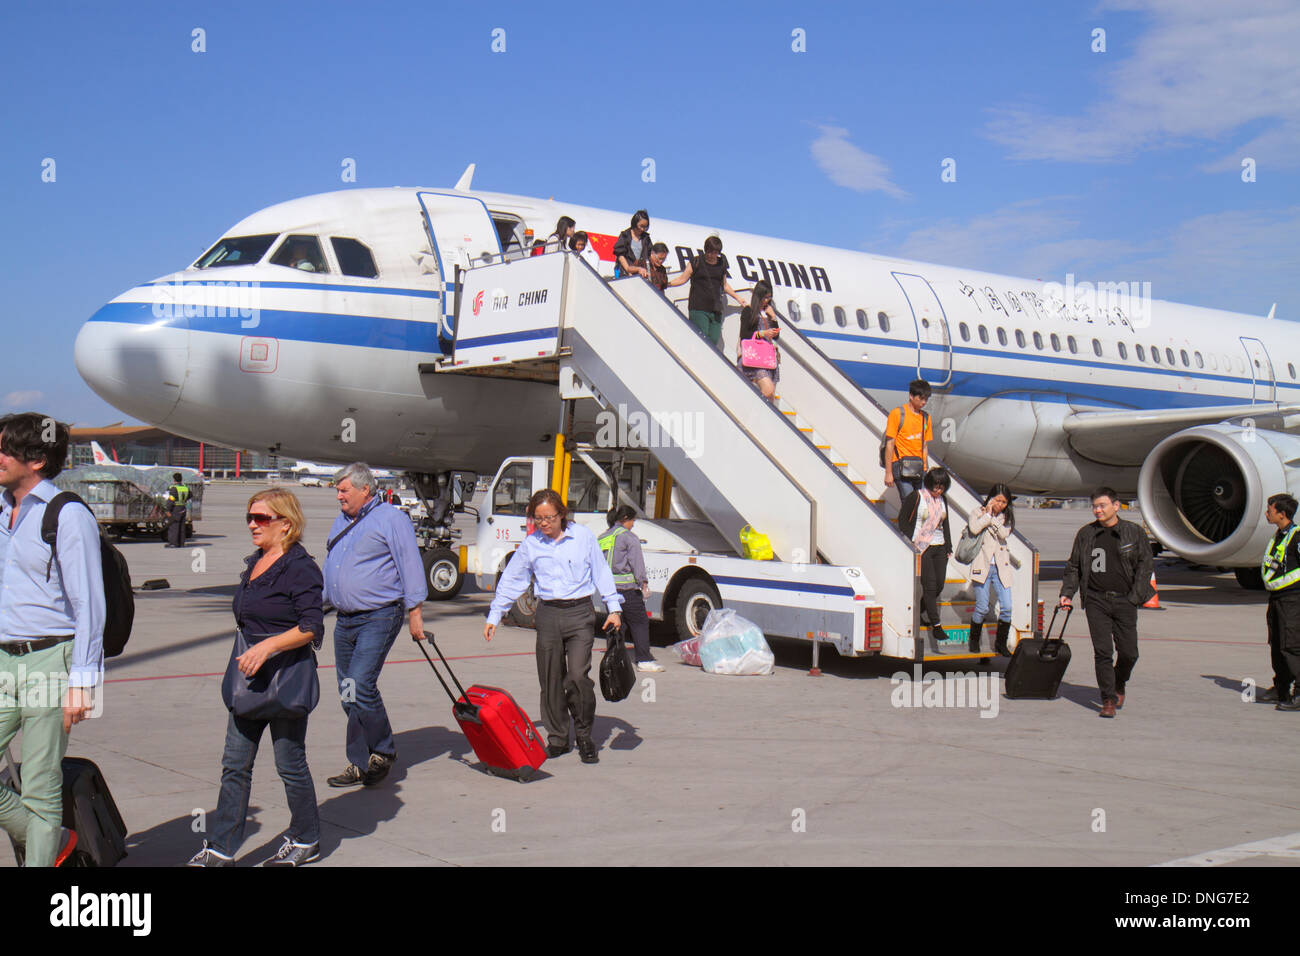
top-left (188, 488), bottom-right (324, 867)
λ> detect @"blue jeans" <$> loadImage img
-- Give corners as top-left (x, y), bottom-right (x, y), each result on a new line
top-left (333, 603), bottom-right (404, 769)
top-left (892, 460), bottom-right (923, 505)
top-left (209, 712), bottom-right (319, 855)
top-left (972, 563), bottom-right (1012, 624)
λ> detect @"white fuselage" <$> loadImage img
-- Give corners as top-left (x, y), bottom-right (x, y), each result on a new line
top-left (75, 186), bottom-right (1296, 496)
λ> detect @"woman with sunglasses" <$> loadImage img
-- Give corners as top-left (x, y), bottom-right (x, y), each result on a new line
top-left (898, 467), bottom-right (953, 644)
top-left (187, 488), bottom-right (324, 867)
top-left (738, 280), bottom-right (780, 402)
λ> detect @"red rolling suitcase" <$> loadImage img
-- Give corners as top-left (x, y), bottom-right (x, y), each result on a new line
top-left (414, 632), bottom-right (547, 782)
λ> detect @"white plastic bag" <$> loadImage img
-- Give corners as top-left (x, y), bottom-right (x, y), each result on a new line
top-left (697, 609), bottom-right (774, 676)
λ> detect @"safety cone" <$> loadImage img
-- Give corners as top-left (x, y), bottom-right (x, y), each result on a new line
top-left (1143, 572), bottom-right (1161, 609)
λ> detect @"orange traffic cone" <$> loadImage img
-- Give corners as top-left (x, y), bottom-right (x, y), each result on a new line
top-left (1143, 572), bottom-right (1161, 609)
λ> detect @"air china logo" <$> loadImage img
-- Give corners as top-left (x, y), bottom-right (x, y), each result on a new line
top-left (472, 290), bottom-right (484, 316)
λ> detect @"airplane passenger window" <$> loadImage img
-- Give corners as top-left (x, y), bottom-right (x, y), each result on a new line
top-left (1195, 352), bottom-right (1204, 369)
top-left (1290, 363), bottom-right (1296, 379)
top-left (270, 234), bottom-right (329, 273)
top-left (1151, 347), bottom-right (1161, 364)
top-left (959, 322), bottom-right (970, 342)
top-left (331, 237), bottom-right (379, 278)
top-left (1118, 342), bottom-right (1127, 360)
top-left (1015, 330), bottom-right (1026, 348)
top-left (877, 311), bottom-right (890, 332)
top-left (1136, 345), bottom-right (1146, 361)
top-left (856, 309), bottom-right (869, 329)
top-left (1050, 333), bottom-right (1061, 352)
top-left (1180, 349), bottom-right (1190, 367)
top-left (1033, 332), bottom-right (1044, 350)
top-left (996, 328), bottom-right (1008, 346)
top-left (834, 306), bottom-right (847, 328)
top-left (788, 300), bottom-right (802, 322)
top-left (1067, 336), bottom-right (1078, 354)
top-left (1166, 347), bottom-right (1176, 365)
top-left (194, 233), bottom-right (278, 269)
top-left (811, 304), bottom-right (825, 325)
top-left (978, 326), bottom-right (989, 344)
top-left (1091, 339), bottom-right (1101, 357)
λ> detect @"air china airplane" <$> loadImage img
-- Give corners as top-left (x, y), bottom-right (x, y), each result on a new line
top-left (73, 167), bottom-right (1299, 587)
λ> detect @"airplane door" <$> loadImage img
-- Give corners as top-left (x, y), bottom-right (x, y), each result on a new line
top-left (1240, 337), bottom-right (1277, 404)
top-left (416, 192), bottom-right (503, 344)
top-left (892, 272), bottom-right (953, 388)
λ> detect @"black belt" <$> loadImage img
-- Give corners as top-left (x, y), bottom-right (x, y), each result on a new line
top-left (2, 635), bottom-right (74, 655)
top-left (337, 600), bottom-right (404, 618)
top-left (540, 597), bottom-right (592, 609)
top-left (1088, 589), bottom-right (1128, 598)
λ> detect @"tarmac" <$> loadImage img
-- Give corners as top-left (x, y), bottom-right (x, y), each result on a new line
top-left (13, 484), bottom-right (1299, 867)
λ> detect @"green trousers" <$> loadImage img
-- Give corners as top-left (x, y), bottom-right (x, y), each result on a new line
top-left (0, 641), bottom-right (73, 867)
top-left (689, 310), bottom-right (723, 347)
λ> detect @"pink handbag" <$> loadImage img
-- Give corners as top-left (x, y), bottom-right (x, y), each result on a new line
top-left (740, 333), bottom-right (778, 369)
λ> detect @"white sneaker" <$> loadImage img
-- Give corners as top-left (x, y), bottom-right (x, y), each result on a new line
top-left (637, 660), bottom-right (665, 672)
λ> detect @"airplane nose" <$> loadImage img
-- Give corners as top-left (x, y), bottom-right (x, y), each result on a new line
top-left (75, 287), bottom-right (189, 425)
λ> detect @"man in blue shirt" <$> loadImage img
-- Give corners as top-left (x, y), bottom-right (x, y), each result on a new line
top-left (0, 413), bottom-right (105, 866)
top-left (322, 463), bottom-right (426, 787)
top-left (485, 489), bottom-right (622, 764)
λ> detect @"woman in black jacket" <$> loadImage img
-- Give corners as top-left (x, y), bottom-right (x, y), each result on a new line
top-left (737, 281), bottom-right (780, 401)
top-left (898, 467), bottom-right (953, 643)
top-left (612, 210), bottom-right (651, 278)
top-left (187, 487), bottom-right (324, 867)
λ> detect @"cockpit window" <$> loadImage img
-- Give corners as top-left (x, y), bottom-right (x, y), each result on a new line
top-left (270, 234), bottom-right (329, 273)
top-left (330, 237), bottom-right (379, 279)
top-left (194, 234), bottom-right (278, 269)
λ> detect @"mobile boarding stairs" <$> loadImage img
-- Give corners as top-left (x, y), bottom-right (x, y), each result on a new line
top-left (436, 251), bottom-right (1040, 663)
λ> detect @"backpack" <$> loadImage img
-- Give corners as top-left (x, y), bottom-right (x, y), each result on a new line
top-left (41, 492), bottom-right (135, 658)
top-left (879, 406), bottom-right (929, 468)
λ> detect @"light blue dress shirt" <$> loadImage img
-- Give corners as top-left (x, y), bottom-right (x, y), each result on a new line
top-left (488, 522), bottom-right (623, 626)
top-left (0, 480), bottom-right (106, 688)
top-left (322, 499), bottom-right (426, 613)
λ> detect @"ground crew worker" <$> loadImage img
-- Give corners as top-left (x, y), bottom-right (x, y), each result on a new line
top-left (166, 472), bottom-right (190, 548)
top-left (1262, 493), bottom-right (1300, 709)
top-left (600, 506), bottom-right (662, 672)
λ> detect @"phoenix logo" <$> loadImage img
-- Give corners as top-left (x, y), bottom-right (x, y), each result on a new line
top-left (472, 290), bottom-right (484, 316)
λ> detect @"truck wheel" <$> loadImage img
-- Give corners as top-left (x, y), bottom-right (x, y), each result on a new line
top-left (422, 547), bottom-right (464, 600)
top-left (674, 578), bottom-right (721, 638)
top-left (507, 586), bottom-right (538, 629)
top-left (1235, 566), bottom-right (1266, 591)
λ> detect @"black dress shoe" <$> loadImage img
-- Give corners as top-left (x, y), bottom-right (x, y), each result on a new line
top-left (545, 743), bottom-right (570, 758)
top-left (1275, 696), bottom-right (1300, 711)
top-left (577, 737), bottom-right (599, 764)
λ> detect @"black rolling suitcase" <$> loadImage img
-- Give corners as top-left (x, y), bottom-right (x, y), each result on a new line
top-left (1004, 606), bottom-right (1073, 699)
top-left (2, 748), bottom-right (128, 866)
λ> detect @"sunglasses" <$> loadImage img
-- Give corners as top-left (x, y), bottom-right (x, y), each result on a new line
top-left (246, 512), bottom-right (282, 525)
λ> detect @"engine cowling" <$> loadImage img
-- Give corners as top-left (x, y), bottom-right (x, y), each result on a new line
top-left (1138, 424), bottom-right (1300, 566)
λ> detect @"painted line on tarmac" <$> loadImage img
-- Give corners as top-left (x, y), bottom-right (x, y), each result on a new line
top-left (104, 650), bottom-right (537, 684)
top-left (1157, 831), bottom-right (1300, 866)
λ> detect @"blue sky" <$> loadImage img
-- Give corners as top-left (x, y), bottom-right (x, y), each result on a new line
top-left (2, 0), bottom-right (1297, 425)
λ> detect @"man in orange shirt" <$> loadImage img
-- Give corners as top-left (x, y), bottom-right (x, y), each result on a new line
top-left (883, 379), bottom-right (933, 504)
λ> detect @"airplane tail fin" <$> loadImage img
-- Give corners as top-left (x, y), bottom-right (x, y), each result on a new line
top-left (91, 441), bottom-right (110, 465)
top-left (454, 163), bottom-right (475, 191)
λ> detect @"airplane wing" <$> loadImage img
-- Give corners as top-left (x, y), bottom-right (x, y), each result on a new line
top-left (1063, 403), bottom-right (1300, 466)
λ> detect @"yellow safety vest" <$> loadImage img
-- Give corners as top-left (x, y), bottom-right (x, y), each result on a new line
top-left (170, 483), bottom-right (190, 505)
top-left (598, 526), bottom-right (638, 587)
top-left (1262, 524), bottom-right (1300, 591)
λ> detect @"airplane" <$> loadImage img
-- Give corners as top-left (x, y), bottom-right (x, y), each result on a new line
top-left (73, 167), bottom-right (1300, 588)
top-left (90, 440), bottom-right (202, 480)
top-left (291, 460), bottom-right (394, 486)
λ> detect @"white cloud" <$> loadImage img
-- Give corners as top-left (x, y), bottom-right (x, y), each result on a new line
top-left (810, 126), bottom-right (907, 199)
top-left (3, 390), bottom-right (45, 408)
top-left (985, 0), bottom-right (1300, 169)
top-left (870, 200), bottom-right (1300, 317)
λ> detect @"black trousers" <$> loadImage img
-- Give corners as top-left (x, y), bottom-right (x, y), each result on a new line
top-left (1268, 592), bottom-right (1300, 693)
top-left (535, 603), bottom-right (596, 747)
top-left (166, 504), bottom-right (187, 547)
top-left (919, 545), bottom-right (948, 628)
top-left (1083, 591), bottom-right (1139, 702)
top-left (618, 588), bottom-right (653, 662)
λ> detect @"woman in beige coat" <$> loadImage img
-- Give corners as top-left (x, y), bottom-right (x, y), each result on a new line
top-left (968, 484), bottom-right (1016, 656)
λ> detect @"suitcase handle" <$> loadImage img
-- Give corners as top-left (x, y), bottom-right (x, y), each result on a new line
top-left (1038, 605), bottom-right (1072, 660)
top-left (413, 631), bottom-right (472, 706)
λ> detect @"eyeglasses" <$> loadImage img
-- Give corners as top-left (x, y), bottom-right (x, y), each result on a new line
top-left (246, 512), bottom-right (281, 525)
top-left (533, 511), bottom-right (561, 524)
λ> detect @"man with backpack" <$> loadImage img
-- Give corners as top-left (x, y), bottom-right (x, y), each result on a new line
top-left (883, 379), bottom-right (933, 505)
top-left (0, 413), bottom-right (105, 865)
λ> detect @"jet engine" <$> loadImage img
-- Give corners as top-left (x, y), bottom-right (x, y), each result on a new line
top-left (1138, 424), bottom-right (1300, 573)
